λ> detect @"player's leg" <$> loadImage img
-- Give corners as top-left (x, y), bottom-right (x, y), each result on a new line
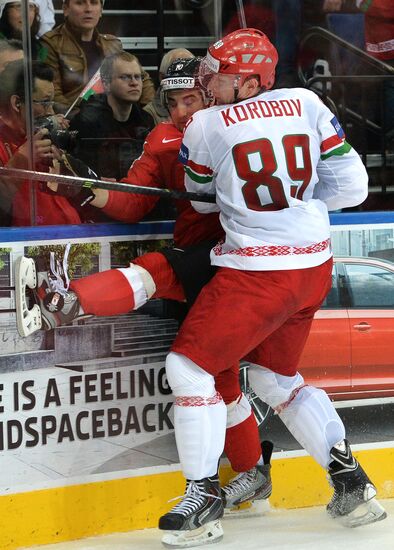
top-left (246, 261), bottom-right (386, 527)
top-left (15, 248), bottom-right (184, 336)
top-left (160, 267), bottom-right (290, 545)
top-left (72, 251), bottom-right (185, 315)
top-left (159, 352), bottom-right (226, 547)
top-left (248, 363), bottom-right (386, 526)
top-left (160, 240), bottom-right (217, 306)
top-left (215, 366), bottom-right (272, 512)
top-left (15, 240), bottom-right (217, 336)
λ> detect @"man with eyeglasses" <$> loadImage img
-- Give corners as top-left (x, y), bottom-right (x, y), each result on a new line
top-left (0, 59), bottom-right (82, 226)
top-left (69, 51), bottom-right (154, 183)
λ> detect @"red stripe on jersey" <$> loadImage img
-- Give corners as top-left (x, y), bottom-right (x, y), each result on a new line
top-left (187, 158), bottom-right (214, 176)
top-left (275, 384), bottom-right (308, 413)
top-left (213, 238), bottom-right (330, 257)
top-left (321, 134), bottom-right (344, 153)
top-left (175, 391), bottom-right (223, 407)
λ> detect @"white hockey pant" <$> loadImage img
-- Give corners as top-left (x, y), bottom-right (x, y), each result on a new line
top-left (248, 364), bottom-right (345, 468)
top-left (165, 352), bottom-right (227, 480)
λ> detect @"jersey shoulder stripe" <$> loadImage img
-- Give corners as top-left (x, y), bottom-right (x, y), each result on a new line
top-left (184, 164), bottom-right (214, 184)
top-left (181, 149), bottom-right (214, 184)
top-left (321, 133), bottom-right (345, 153)
top-left (187, 158), bottom-right (213, 176)
top-left (321, 141), bottom-right (352, 160)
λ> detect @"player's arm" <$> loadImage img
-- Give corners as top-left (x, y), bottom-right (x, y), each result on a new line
top-left (313, 100), bottom-right (368, 211)
top-left (180, 116), bottom-right (219, 214)
top-left (314, 146), bottom-right (368, 211)
top-left (91, 137), bottom-right (160, 222)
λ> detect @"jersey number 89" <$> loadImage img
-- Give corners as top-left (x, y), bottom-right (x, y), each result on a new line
top-left (233, 134), bottom-right (312, 211)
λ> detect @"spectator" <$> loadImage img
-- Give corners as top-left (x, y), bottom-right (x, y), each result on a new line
top-left (274, 1), bottom-right (354, 88)
top-left (356, 0), bottom-right (394, 136)
top-left (69, 51), bottom-right (154, 181)
top-left (322, 0), bottom-right (343, 10)
top-left (0, 59), bottom-right (82, 226)
top-left (40, 0), bottom-right (155, 113)
top-left (0, 0), bottom-right (46, 61)
top-left (0, 37), bottom-right (22, 72)
top-left (35, 0), bottom-right (55, 36)
top-left (272, 0), bottom-right (302, 87)
top-left (144, 47), bottom-right (194, 125)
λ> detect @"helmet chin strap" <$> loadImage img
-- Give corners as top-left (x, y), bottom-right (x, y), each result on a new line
top-left (233, 75), bottom-right (242, 103)
top-left (233, 76), bottom-right (265, 103)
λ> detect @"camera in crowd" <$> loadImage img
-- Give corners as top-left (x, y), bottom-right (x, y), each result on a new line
top-left (34, 115), bottom-right (78, 151)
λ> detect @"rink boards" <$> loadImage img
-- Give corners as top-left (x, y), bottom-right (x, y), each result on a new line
top-left (1, 216), bottom-right (394, 549)
top-left (0, 443), bottom-right (393, 549)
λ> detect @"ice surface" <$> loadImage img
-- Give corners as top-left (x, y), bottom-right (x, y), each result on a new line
top-left (23, 499), bottom-right (394, 550)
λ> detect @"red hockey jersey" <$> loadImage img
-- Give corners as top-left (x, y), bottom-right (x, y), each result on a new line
top-left (359, 0), bottom-right (394, 61)
top-left (102, 121), bottom-right (223, 248)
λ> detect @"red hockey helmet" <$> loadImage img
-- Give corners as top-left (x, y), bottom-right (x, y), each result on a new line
top-left (200, 28), bottom-right (278, 92)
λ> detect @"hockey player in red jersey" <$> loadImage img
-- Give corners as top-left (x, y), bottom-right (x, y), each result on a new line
top-left (15, 58), bottom-right (272, 520)
top-left (158, 29), bottom-right (387, 546)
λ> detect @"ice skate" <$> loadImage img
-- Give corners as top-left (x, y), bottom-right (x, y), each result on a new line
top-left (15, 245), bottom-right (88, 336)
top-left (222, 440), bottom-right (273, 517)
top-left (159, 476), bottom-right (224, 548)
top-left (327, 439), bottom-right (387, 528)
top-left (14, 256), bottom-right (42, 337)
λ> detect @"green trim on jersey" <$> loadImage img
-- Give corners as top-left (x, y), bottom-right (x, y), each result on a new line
top-left (185, 166), bottom-right (214, 184)
top-left (359, 0), bottom-right (373, 13)
top-left (321, 141), bottom-right (352, 160)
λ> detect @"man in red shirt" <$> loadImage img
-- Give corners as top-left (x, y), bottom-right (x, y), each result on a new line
top-left (16, 58), bottom-right (272, 516)
top-left (0, 59), bottom-right (82, 226)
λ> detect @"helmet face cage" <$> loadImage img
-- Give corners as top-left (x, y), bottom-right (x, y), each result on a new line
top-left (198, 55), bottom-right (241, 100)
top-left (160, 57), bottom-right (211, 109)
top-left (201, 28), bottom-right (278, 99)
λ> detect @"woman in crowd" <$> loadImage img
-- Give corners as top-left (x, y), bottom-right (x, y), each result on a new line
top-left (0, 0), bottom-right (46, 61)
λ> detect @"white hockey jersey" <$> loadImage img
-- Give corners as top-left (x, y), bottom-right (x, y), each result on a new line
top-left (180, 87), bottom-right (368, 271)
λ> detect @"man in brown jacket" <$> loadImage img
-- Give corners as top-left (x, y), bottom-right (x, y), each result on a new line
top-left (40, 0), bottom-right (154, 113)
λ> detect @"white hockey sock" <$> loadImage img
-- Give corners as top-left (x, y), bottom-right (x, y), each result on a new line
top-left (278, 386), bottom-right (345, 468)
top-left (247, 364), bottom-right (345, 469)
top-left (117, 264), bottom-right (156, 308)
top-left (166, 352), bottom-right (227, 480)
top-left (174, 395), bottom-right (227, 480)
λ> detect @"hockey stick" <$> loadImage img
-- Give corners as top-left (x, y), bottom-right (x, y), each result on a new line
top-left (235, 0), bottom-right (247, 28)
top-left (0, 166), bottom-right (216, 203)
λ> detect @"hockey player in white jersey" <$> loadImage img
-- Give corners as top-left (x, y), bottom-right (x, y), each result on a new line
top-left (158, 28), bottom-right (387, 547)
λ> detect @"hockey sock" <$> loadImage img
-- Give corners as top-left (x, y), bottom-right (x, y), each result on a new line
top-left (174, 394), bottom-right (227, 480)
top-left (166, 352), bottom-right (227, 480)
top-left (225, 394), bottom-right (261, 472)
top-left (278, 386), bottom-right (345, 468)
top-left (70, 265), bottom-right (154, 316)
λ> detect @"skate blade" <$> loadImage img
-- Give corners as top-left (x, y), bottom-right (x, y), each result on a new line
top-left (14, 256), bottom-right (42, 337)
top-left (338, 498), bottom-right (387, 528)
top-left (161, 519), bottom-right (223, 548)
top-left (224, 498), bottom-right (270, 519)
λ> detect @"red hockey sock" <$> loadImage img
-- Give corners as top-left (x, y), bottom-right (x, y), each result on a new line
top-left (70, 269), bottom-right (135, 316)
top-left (224, 412), bottom-right (262, 472)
